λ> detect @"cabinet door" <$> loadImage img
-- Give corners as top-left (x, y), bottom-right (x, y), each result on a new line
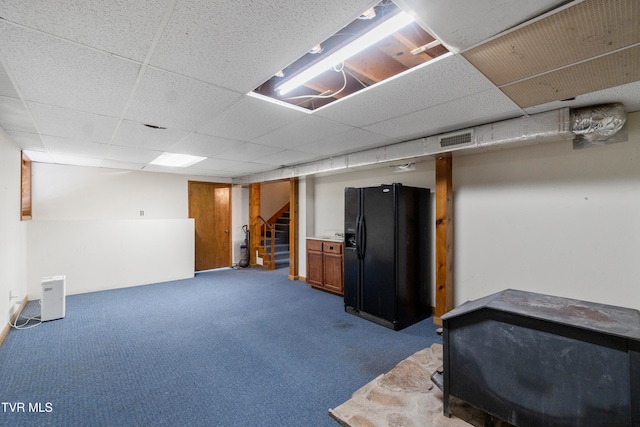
top-left (307, 250), bottom-right (324, 287)
top-left (323, 253), bottom-right (343, 294)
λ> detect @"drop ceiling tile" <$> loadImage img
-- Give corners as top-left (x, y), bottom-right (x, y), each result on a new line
top-left (221, 161), bottom-right (277, 174)
top-left (141, 164), bottom-right (205, 175)
top-left (196, 158), bottom-right (245, 171)
top-left (0, 0), bottom-right (169, 61)
top-left (100, 159), bottom-right (146, 171)
top-left (523, 80), bottom-right (640, 115)
top-left (296, 128), bottom-right (398, 156)
top-left (501, 45), bottom-right (640, 108)
top-left (364, 89), bottom-right (524, 140)
top-left (257, 150), bottom-right (322, 167)
top-left (125, 67), bottom-right (242, 131)
top-left (50, 153), bottom-right (103, 167)
top-left (169, 133), bottom-right (244, 157)
top-left (6, 130), bottom-right (45, 151)
top-left (105, 145), bottom-right (163, 164)
top-left (0, 21), bottom-right (141, 116)
top-left (22, 150), bottom-right (53, 163)
top-left (42, 136), bottom-right (110, 158)
top-left (178, 168), bottom-right (236, 178)
top-left (395, 0), bottom-right (567, 52)
top-left (0, 96), bottom-right (37, 133)
top-left (111, 120), bottom-right (190, 151)
top-left (214, 142), bottom-right (283, 162)
top-left (194, 157), bottom-right (275, 175)
top-left (314, 54), bottom-right (497, 128)
top-left (0, 67), bottom-right (19, 98)
top-left (462, 0), bottom-right (639, 86)
top-left (252, 115), bottom-right (354, 149)
top-left (149, 0), bottom-right (376, 92)
top-left (29, 103), bottom-right (119, 143)
top-left (198, 95), bottom-right (307, 141)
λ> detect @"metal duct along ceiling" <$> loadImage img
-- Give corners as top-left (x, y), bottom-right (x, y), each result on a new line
top-left (232, 104), bottom-right (627, 184)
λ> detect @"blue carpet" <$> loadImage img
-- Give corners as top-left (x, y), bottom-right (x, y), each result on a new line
top-left (0, 268), bottom-right (441, 426)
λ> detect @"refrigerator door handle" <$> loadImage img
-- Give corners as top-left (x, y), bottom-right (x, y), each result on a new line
top-left (359, 215), bottom-right (366, 259)
top-left (356, 215), bottom-right (364, 259)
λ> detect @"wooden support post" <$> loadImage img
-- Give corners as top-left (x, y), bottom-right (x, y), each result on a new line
top-left (288, 178), bottom-right (299, 281)
top-left (434, 153), bottom-right (453, 325)
top-left (249, 183), bottom-right (261, 267)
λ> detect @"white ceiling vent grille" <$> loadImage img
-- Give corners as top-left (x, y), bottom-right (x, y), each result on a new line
top-left (438, 130), bottom-right (474, 148)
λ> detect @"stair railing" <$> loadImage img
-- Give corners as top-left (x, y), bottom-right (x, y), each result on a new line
top-left (257, 215), bottom-right (275, 270)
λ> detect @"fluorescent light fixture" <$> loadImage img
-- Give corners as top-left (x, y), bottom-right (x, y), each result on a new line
top-left (276, 11), bottom-right (414, 96)
top-left (150, 152), bottom-right (206, 168)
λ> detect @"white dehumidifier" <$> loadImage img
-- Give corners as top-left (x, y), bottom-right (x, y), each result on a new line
top-left (41, 275), bottom-right (66, 321)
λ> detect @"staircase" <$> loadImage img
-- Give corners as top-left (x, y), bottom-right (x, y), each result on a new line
top-left (268, 210), bottom-right (290, 269)
top-left (258, 204), bottom-right (290, 270)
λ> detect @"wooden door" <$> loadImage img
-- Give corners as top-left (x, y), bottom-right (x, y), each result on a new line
top-left (188, 182), bottom-right (231, 271)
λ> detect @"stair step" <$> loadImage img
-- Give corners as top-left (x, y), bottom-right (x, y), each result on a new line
top-left (262, 244), bottom-right (289, 253)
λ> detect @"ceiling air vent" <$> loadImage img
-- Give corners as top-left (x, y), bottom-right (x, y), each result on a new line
top-left (437, 130), bottom-right (474, 149)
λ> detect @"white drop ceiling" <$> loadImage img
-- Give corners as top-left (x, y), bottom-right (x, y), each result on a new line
top-left (0, 0), bottom-right (639, 181)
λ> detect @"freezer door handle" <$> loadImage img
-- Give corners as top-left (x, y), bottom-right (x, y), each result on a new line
top-left (356, 215), bottom-right (366, 259)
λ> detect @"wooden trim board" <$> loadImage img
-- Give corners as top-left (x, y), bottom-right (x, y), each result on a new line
top-left (0, 296), bottom-right (28, 347)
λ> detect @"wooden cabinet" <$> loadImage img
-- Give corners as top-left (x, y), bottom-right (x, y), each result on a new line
top-left (306, 239), bottom-right (343, 295)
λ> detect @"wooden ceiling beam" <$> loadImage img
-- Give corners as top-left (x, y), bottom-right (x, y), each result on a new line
top-left (344, 46), bottom-right (409, 83)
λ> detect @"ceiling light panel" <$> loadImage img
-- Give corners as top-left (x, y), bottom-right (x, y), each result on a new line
top-left (252, 1), bottom-right (449, 111)
top-left (275, 11), bottom-right (416, 96)
top-left (150, 152), bottom-right (206, 168)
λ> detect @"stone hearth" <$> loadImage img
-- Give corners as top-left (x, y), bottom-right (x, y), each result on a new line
top-left (329, 344), bottom-right (512, 427)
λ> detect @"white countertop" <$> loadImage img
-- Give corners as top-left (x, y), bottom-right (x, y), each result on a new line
top-left (307, 235), bottom-right (344, 242)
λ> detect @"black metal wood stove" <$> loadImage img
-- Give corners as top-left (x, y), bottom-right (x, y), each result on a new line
top-left (440, 289), bottom-right (640, 427)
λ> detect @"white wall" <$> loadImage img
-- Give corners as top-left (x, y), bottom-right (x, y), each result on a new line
top-left (312, 161), bottom-right (436, 236)
top-left (32, 163), bottom-right (192, 220)
top-left (261, 180), bottom-right (289, 219)
top-left (309, 161), bottom-right (437, 297)
top-left (231, 184), bottom-right (249, 264)
top-left (0, 129), bottom-right (28, 325)
top-left (308, 112), bottom-right (640, 311)
top-left (453, 112), bottom-right (640, 309)
top-left (26, 219), bottom-right (194, 297)
top-left (28, 163), bottom-right (230, 295)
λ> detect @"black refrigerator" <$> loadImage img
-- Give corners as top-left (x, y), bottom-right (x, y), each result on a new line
top-left (344, 183), bottom-right (431, 331)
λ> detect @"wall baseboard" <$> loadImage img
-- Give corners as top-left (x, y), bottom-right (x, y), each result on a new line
top-left (0, 297), bottom-right (28, 347)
